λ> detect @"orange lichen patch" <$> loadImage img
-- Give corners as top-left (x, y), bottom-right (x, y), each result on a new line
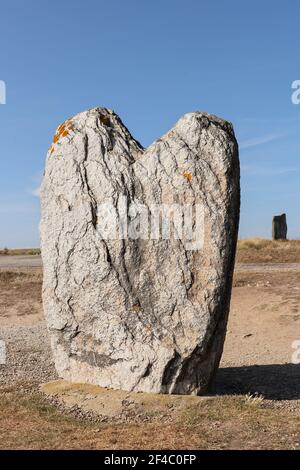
top-left (58, 122), bottom-right (69, 131)
top-left (49, 146), bottom-right (55, 155)
top-left (182, 171), bottom-right (192, 182)
top-left (51, 120), bottom-right (74, 150)
top-left (57, 124), bottom-right (66, 133)
top-left (58, 120), bottom-right (73, 135)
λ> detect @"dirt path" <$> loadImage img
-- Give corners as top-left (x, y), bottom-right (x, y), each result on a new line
top-left (0, 255), bottom-right (42, 268)
top-left (237, 262), bottom-right (300, 272)
top-left (219, 269), bottom-right (300, 404)
top-left (2, 253), bottom-right (300, 273)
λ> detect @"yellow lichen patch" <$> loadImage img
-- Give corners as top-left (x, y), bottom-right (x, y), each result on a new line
top-left (182, 171), bottom-right (192, 182)
top-left (65, 121), bottom-right (74, 131)
top-left (49, 146), bottom-right (54, 155)
top-left (131, 304), bottom-right (141, 314)
top-left (100, 115), bottom-right (111, 126)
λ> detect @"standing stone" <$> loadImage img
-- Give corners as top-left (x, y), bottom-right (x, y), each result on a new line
top-left (40, 108), bottom-right (240, 395)
top-left (272, 214), bottom-right (287, 240)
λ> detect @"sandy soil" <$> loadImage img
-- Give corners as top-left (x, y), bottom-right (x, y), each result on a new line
top-left (0, 262), bottom-right (299, 449)
top-left (1, 265), bottom-right (300, 402)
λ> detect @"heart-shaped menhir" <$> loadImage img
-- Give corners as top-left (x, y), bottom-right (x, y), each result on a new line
top-left (40, 108), bottom-right (240, 395)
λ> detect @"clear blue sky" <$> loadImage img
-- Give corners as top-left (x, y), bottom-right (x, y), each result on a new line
top-left (1, 0), bottom-right (300, 247)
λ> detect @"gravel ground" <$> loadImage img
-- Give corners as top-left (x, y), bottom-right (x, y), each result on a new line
top-left (1, 266), bottom-right (300, 417)
top-left (0, 322), bottom-right (57, 387)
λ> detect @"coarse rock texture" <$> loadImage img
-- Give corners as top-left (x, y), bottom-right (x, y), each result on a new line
top-left (40, 108), bottom-right (240, 395)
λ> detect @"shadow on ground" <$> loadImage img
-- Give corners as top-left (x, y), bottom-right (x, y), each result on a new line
top-left (214, 364), bottom-right (300, 400)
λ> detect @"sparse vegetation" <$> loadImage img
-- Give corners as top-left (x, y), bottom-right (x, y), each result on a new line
top-left (1, 247), bottom-right (300, 449)
top-left (237, 238), bottom-right (300, 263)
top-left (2, 240), bottom-right (300, 264)
top-left (0, 386), bottom-right (299, 449)
top-left (0, 248), bottom-right (41, 256)
top-left (0, 268), bottom-right (42, 284)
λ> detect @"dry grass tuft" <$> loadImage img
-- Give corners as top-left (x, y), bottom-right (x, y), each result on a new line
top-left (237, 238), bottom-right (300, 263)
top-left (238, 238), bottom-right (273, 250)
top-left (0, 386), bottom-right (299, 449)
top-left (0, 269), bottom-right (42, 283)
top-left (0, 248), bottom-right (41, 256)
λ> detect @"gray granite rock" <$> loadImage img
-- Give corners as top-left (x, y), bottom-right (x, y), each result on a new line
top-left (40, 108), bottom-right (240, 395)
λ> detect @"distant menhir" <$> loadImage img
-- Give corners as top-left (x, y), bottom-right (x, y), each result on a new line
top-left (272, 213), bottom-right (287, 240)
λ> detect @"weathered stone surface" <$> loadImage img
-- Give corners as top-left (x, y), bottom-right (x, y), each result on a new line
top-left (40, 108), bottom-right (240, 395)
top-left (272, 213), bottom-right (287, 240)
